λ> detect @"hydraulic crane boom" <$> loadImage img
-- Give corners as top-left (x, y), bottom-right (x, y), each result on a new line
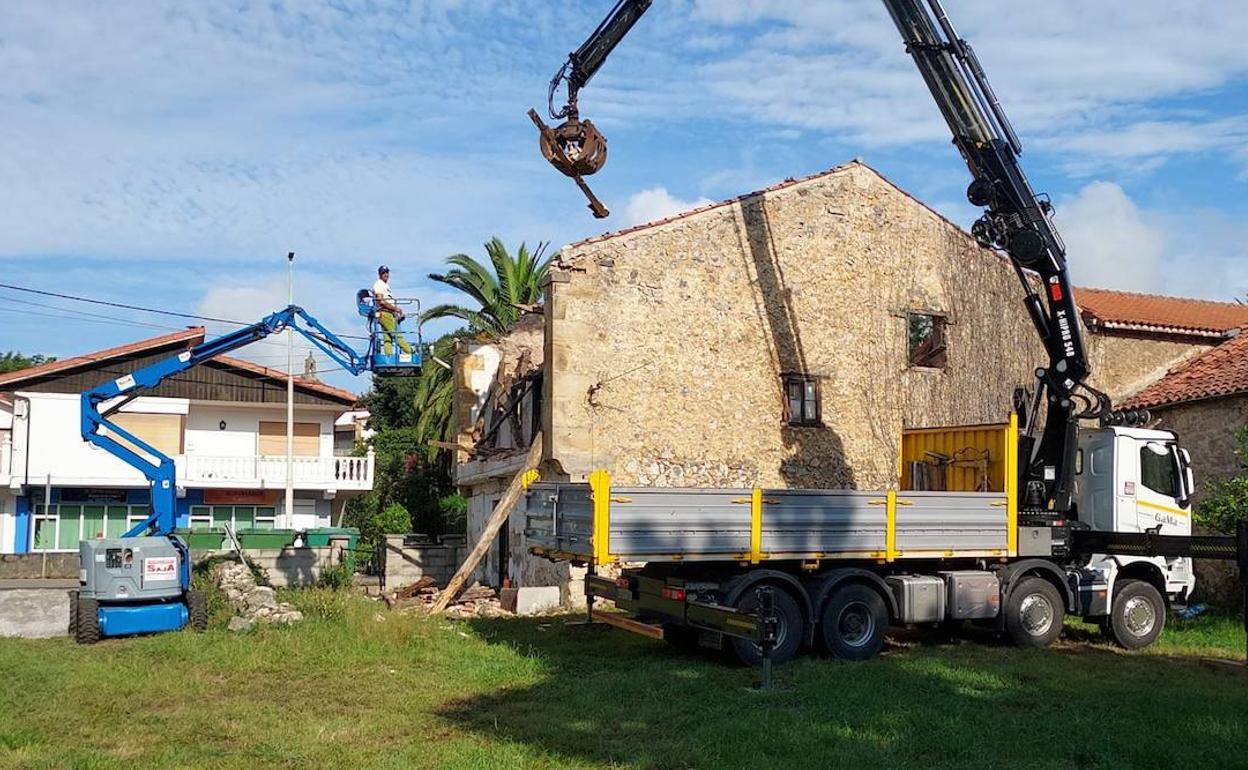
top-left (533, 0), bottom-right (1113, 516)
top-left (881, 0), bottom-right (1111, 516)
top-left (546, 0), bottom-right (654, 122)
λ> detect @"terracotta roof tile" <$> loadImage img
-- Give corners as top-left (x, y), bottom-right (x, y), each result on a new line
top-left (1121, 329), bottom-right (1248, 409)
top-left (1076, 287), bottom-right (1248, 337)
top-left (0, 327), bottom-right (205, 387)
top-left (212, 355), bottom-right (359, 405)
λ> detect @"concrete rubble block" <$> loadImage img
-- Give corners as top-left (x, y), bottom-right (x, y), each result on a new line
top-left (514, 586), bottom-right (561, 616)
top-left (227, 616), bottom-right (255, 633)
top-left (0, 587), bottom-right (72, 638)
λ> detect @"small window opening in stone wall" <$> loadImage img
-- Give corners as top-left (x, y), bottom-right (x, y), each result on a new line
top-left (782, 373), bottom-right (822, 427)
top-left (908, 313), bottom-right (948, 369)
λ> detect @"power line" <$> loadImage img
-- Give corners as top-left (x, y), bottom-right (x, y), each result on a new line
top-left (0, 281), bottom-right (373, 341)
top-left (0, 302), bottom-right (338, 364)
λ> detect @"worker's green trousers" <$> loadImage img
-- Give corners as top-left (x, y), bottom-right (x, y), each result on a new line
top-left (379, 312), bottom-right (414, 355)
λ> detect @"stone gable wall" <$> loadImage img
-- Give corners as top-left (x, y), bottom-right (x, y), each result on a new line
top-left (1085, 333), bottom-right (1212, 403)
top-left (544, 164), bottom-right (1046, 490)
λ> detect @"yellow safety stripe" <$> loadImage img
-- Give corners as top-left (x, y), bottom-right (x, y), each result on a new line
top-left (588, 469), bottom-right (614, 564)
top-left (1137, 499), bottom-right (1190, 518)
top-left (1006, 411), bottom-right (1018, 556)
top-left (886, 489), bottom-right (898, 562)
top-left (750, 487), bottom-right (763, 564)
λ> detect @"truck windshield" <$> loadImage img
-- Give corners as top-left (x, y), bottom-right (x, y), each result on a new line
top-left (1140, 443), bottom-right (1179, 498)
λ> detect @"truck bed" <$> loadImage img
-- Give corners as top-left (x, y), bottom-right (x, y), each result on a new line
top-left (523, 480), bottom-right (1015, 565)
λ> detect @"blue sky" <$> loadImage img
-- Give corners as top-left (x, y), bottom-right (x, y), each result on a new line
top-left (2, 0), bottom-right (1247, 394)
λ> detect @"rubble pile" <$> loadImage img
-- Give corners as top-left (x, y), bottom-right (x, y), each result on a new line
top-left (383, 577), bottom-right (510, 618)
top-left (213, 562), bottom-right (304, 629)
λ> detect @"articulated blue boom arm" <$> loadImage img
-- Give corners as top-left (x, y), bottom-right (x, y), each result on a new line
top-left (80, 305), bottom-right (376, 540)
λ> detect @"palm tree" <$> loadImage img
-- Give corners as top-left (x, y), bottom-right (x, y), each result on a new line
top-left (420, 237), bottom-right (552, 335)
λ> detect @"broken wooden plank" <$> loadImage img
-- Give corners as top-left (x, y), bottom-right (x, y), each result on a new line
top-left (431, 433), bottom-right (543, 613)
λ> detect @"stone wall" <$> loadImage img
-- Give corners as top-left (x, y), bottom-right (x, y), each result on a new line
top-left (462, 472), bottom-right (576, 594)
top-left (192, 541), bottom-right (349, 588)
top-left (545, 162), bottom-right (1044, 490)
top-left (1150, 394), bottom-right (1248, 604)
top-left (1085, 332), bottom-right (1211, 403)
top-left (0, 553), bottom-right (78, 580)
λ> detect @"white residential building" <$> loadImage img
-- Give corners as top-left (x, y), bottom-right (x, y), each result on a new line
top-left (0, 327), bottom-right (374, 554)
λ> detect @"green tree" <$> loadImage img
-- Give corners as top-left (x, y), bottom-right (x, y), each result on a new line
top-left (1194, 425), bottom-right (1248, 534)
top-left (420, 237), bottom-right (552, 334)
top-left (0, 351), bottom-right (56, 374)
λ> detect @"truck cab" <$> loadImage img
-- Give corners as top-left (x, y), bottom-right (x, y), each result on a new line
top-left (1073, 426), bottom-right (1197, 639)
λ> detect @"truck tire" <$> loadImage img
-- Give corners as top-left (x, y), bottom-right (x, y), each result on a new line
top-left (68, 590), bottom-right (79, 636)
top-left (728, 586), bottom-right (803, 666)
top-left (187, 590), bottom-right (209, 632)
top-left (1004, 576), bottom-right (1064, 647)
top-left (819, 583), bottom-right (889, 661)
top-left (1106, 579), bottom-right (1165, 650)
top-left (75, 596), bottom-right (100, 645)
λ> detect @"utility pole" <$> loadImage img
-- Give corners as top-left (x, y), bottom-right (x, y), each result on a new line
top-left (285, 251), bottom-right (295, 530)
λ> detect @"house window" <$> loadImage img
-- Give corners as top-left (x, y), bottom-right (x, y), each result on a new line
top-left (908, 313), bottom-right (947, 369)
top-left (258, 421), bottom-right (320, 457)
top-left (782, 374), bottom-right (821, 426)
top-left (30, 503), bottom-right (151, 552)
top-left (108, 413), bottom-right (185, 456)
top-left (189, 505), bottom-right (278, 531)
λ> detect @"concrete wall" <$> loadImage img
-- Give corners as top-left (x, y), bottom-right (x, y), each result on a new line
top-left (545, 162), bottom-right (1044, 490)
top-left (211, 543), bottom-right (345, 588)
top-left (383, 535), bottom-right (464, 587)
top-left (1085, 332), bottom-right (1212, 403)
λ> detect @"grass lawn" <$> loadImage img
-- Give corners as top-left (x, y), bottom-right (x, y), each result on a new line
top-left (0, 590), bottom-right (1244, 770)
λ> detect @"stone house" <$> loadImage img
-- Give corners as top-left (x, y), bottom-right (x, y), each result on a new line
top-left (451, 160), bottom-right (1248, 599)
top-left (1119, 326), bottom-right (1248, 601)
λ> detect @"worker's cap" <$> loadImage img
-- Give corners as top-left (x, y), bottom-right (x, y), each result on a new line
top-left (377, 264), bottom-right (390, 275)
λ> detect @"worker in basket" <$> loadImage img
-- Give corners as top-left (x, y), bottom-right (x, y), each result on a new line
top-left (370, 265), bottom-right (414, 357)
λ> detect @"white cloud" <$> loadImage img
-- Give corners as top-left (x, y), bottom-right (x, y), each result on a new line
top-left (623, 187), bottom-right (714, 226)
top-left (1056, 182), bottom-right (1167, 293)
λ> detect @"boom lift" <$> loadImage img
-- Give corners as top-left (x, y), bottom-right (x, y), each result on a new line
top-left (70, 303), bottom-right (421, 643)
top-left (526, 1), bottom-right (1248, 663)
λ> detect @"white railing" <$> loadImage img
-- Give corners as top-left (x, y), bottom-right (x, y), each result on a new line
top-left (182, 450), bottom-right (374, 490)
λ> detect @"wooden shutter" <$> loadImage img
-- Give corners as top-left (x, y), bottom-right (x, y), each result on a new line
top-left (111, 413), bottom-right (185, 456)
top-left (258, 421), bottom-right (320, 456)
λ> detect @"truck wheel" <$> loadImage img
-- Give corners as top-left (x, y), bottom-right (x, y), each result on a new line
top-left (1004, 576), bottom-right (1064, 647)
top-left (68, 590), bottom-right (79, 636)
top-left (75, 596), bottom-right (101, 645)
top-left (187, 590), bottom-right (209, 632)
top-left (819, 583), bottom-right (889, 661)
top-left (728, 586), bottom-right (803, 666)
top-left (1107, 580), bottom-right (1165, 650)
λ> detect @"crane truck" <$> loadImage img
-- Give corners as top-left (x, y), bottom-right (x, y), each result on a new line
top-left (70, 295), bottom-right (420, 643)
top-left (523, 0), bottom-right (1248, 665)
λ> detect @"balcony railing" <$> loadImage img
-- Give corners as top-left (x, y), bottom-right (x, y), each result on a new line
top-left (182, 451), bottom-right (374, 490)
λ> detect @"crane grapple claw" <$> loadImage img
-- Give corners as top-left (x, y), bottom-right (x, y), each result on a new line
top-left (528, 108), bottom-right (611, 218)
top-left (539, 116), bottom-right (609, 177)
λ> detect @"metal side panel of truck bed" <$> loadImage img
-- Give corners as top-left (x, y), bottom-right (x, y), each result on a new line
top-left (523, 475), bottom-right (1016, 565)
